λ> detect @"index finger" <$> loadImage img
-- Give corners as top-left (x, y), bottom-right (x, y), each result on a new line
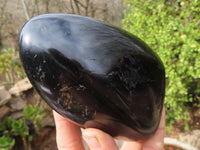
top-left (53, 111), bottom-right (85, 150)
top-left (143, 107), bottom-right (165, 150)
top-left (121, 107), bottom-right (165, 150)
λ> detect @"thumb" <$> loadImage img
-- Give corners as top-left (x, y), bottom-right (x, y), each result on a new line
top-left (82, 128), bottom-right (119, 150)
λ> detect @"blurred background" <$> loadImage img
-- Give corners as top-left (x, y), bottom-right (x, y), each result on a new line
top-left (0, 0), bottom-right (199, 149)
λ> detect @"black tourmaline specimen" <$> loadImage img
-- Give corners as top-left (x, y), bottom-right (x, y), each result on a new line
top-left (19, 14), bottom-right (165, 141)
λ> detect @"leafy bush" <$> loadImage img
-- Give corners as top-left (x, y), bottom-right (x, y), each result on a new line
top-left (123, 0), bottom-right (200, 128)
top-left (11, 119), bottom-right (29, 137)
top-left (0, 105), bottom-right (44, 150)
top-left (0, 137), bottom-right (15, 150)
top-left (22, 105), bottom-right (44, 133)
top-left (0, 48), bottom-right (25, 83)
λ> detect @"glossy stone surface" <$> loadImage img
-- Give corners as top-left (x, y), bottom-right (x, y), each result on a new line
top-left (19, 14), bottom-right (165, 141)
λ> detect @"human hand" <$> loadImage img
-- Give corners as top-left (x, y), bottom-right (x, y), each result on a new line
top-left (53, 108), bottom-right (165, 150)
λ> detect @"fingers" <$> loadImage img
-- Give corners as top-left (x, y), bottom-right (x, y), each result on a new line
top-left (121, 107), bottom-right (165, 150)
top-left (53, 107), bottom-right (165, 150)
top-left (142, 107), bottom-right (165, 150)
top-left (121, 141), bottom-right (142, 150)
top-left (53, 111), bottom-right (85, 150)
top-left (82, 128), bottom-right (119, 150)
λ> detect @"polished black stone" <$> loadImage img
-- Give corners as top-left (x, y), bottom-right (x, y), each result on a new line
top-left (19, 14), bottom-right (165, 141)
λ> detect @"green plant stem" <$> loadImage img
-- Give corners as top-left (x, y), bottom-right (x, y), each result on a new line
top-left (28, 141), bottom-right (32, 150)
top-left (22, 137), bottom-right (28, 150)
top-left (33, 122), bottom-right (39, 134)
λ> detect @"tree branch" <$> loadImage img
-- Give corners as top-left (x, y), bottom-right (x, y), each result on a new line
top-left (85, 0), bottom-right (90, 16)
top-left (70, 0), bottom-right (75, 14)
top-left (73, 0), bottom-right (80, 15)
top-left (21, 0), bottom-right (30, 20)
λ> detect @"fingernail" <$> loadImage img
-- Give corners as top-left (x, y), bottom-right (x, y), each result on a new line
top-left (83, 131), bottom-right (101, 149)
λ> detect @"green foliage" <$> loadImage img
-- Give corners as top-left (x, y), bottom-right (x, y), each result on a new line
top-left (0, 117), bottom-right (15, 150)
top-left (0, 137), bottom-right (15, 150)
top-left (123, 0), bottom-right (200, 127)
top-left (0, 117), bottom-right (13, 137)
top-left (22, 105), bottom-right (44, 133)
top-left (0, 48), bottom-right (25, 83)
top-left (11, 119), bottom-right (29, 137)
top-left (0, 105), bottom-right (44, 150)
top-left (184, 124), bottom-right (190, 132)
